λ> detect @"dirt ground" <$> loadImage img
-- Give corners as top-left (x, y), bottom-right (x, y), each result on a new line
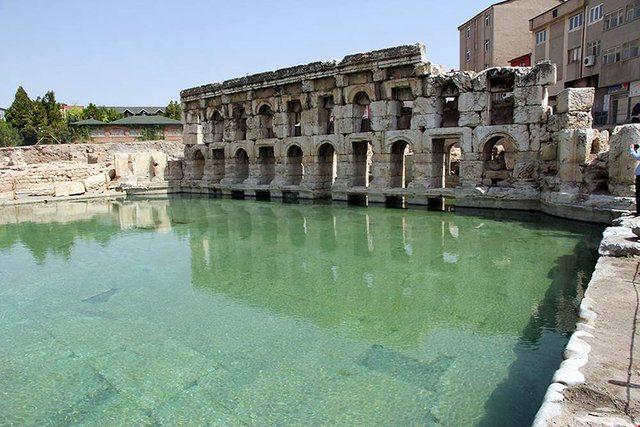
top-left (551, 256), bottom-right (639, 426)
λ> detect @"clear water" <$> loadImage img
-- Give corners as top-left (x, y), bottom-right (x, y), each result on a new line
top-left (0, 196), bottom-right (601, 426)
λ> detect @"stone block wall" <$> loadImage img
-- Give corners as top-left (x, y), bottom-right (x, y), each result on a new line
top-left (170, 44), bottom-right (639, 215)
top-left (0, 141), bottom-right (183, 203)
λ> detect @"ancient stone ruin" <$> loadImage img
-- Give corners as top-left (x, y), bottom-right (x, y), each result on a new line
top-left (179, 43), bottom-right (639, 222)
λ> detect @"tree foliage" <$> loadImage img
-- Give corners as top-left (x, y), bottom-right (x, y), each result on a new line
top-left (81, 103), bottom-right (122, 122)
top-left (0, 120), bottom-right (23, 147)
top-left (5, 87), bottom-right (34, 144)
top-left (164, 100), bottom-right (182, 121)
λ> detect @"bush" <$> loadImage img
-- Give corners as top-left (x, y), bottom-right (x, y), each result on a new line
top-left (0, 121), bottom-right (24, 147)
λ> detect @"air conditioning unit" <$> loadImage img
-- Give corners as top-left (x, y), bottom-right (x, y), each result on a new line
top-left (584, 55), bottom-right (596, 67)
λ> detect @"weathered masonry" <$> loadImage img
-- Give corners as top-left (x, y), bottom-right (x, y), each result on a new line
top-left (180, 44), bottom-right (639, 221)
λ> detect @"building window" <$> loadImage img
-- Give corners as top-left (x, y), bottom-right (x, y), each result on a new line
top-left (568, 47), bottom-right (582, 64)
top-left (89, 129), bottom-right (105, 137)
top-left (535, 30), bottom-right (547, 45)
top-left (622, 39), bottom-right (640, 60)
top-left (484, 39), bottom-right (490, 52)
top-left (466, 50), bottom-right (471, 61)
top-left (587, 40), bottom-right (602, 56)
top-left (604, 9), bottom-right (625, 30)
top-left (627, 1), bottom-right (640, 22)
top-left (109, 129), bottom-right (125, 137)
top-left (603, 46), bottom-right (621, 64)
top-left (569, 13), bottom-right (584, 31)
top-left (129, 128), bottom-right (141, 137)
top-left (485, 13), bottom-right (490, 26)
top-left (589, 4), bottom-right (604, 23)
top-left (552, 9), bottom-right (558, 18)
top-left (466, 26), bottom-right (471, 38)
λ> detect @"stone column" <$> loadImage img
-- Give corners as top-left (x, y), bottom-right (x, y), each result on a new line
top-left (609, 125), bottom-right (640, 197)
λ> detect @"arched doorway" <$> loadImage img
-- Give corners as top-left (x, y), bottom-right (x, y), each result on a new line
top-left (193, 149), bottom-right (205, 180)
top-left (286, 145), bottom-right (303, 186)
top-left (257, 104), bottom-right (275, 138)
top-left (211, 148), bottom-right (225, 183)
top-left (482, 135), bottom-right (517, 186)
top-left (353, 92), bottom-right (371, 132)
top-left (234, 148), bottom-right (249, 183)
top-left (352, 140), bottom-right (373, 187)
top-left (258, 146), bottom-right (275, 185)
top-left (318, 143), bottom-right (337, 193)
top-left (389, 140), bottom-right (413, 188)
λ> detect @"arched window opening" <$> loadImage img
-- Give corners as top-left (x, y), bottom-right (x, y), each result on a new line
top-left (389, 140), bottom-right (414, 188)
top-left (354, 92), bottom-right (371, 133)
top-left (257, 104), bottom-right (275, 139)
top-left (287, 100), bottom-right (303, 137)
top-left (234, 148), bottom-right (249, 183)
top-left (318, 143), bottom-right (337, 194)
top-left (352, 140), bottom-right (373, 187)
top-left (258, 146), bottom-right (275, 185)
top-left (319, 96), bottom-right (335, 135)
top-left (392, 87), bottom-right (413, 130)
top-left (286, 145), bottom-right (304, 186)
top-left (482, 136), bottom-right (517, 186)
top-left (212, 111), bottom-right (223, 142)
top-left (232, 106), bottom-right (247, 140)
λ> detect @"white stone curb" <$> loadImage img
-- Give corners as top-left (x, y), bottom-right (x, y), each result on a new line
top-left (532, 293), bottom-right (597, 426)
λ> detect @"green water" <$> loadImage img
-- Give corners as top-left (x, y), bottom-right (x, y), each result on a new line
top-left (0, 196), bottom-right (601, 426)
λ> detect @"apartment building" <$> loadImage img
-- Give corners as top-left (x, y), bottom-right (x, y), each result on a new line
top-left (459, 0), bottom-right (563, 72)
top-left (531, 0), bottom-right (640, 126)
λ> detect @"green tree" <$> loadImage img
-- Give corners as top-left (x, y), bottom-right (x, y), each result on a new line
top-left (164, 100), bottom-right (182, 121)
top-left (0, 121), bottom-right (23, 147)
top-left (5, 86), bottom-right (35, 144)
top-left (40, 91), bottom-right (64, 127)
top-left (81, 103), bottom-right (122, 122)
top-left (81, 103), bottom-right (102, 121)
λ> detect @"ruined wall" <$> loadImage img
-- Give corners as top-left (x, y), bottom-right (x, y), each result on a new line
top-left (0, 141), bottom-right (183, 203)
top-left (177, 43), bottom-right (640, 221)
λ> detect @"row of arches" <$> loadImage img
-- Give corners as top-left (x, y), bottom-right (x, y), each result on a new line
top-left (189, 134), bottom-right (519, 190)
top-left (201, 88), bottom-right (419, 143)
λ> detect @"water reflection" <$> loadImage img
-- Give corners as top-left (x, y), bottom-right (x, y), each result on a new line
top-left (0, 195), bottom-right (603, 426)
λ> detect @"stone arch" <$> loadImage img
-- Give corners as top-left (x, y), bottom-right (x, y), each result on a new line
top-left (234, 147), bottom-right (249, 183)
top-left (389, 140), bottom-right (414, 188)
top-left (317, 142), bottom-right (337, 192)
top-left (346, 86), bottom-right (375, 104)
top-left (480, 133), bottom-right (518, 186)
top-left (286, 144), bottom-right (304, 186)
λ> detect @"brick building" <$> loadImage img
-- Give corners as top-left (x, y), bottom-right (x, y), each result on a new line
top-left (72, 115), bottom-right (182, 143)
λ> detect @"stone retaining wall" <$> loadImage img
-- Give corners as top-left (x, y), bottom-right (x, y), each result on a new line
top-left (0, 141), bottom-right (183, 203)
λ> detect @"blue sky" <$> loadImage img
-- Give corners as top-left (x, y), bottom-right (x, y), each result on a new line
top-left (0, 0), bottom-right (496, 108)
